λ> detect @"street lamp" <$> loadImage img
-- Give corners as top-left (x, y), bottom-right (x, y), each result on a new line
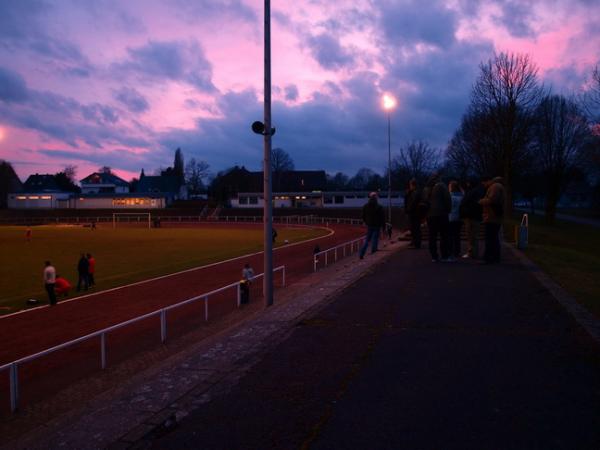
top-left (382, 93), bottom-right (397, 226)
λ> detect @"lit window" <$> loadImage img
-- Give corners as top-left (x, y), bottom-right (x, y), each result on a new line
top-left (28, 196), bottom-right (39, 200)
top-left (17, 196), bottom-right (27, 200)
top-left (41, 196), bottom-right (51, 200)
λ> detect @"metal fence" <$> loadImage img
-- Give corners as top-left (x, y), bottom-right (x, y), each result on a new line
top-left (313, 236), bottom-right (366, 272)
top-left (0, 215), bottom-right (363, 226)
top-left (0, 266), bottom-right (285, 413)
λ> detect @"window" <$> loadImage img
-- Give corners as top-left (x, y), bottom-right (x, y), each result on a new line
top-left (324, 196), bottom-right (332, 204)
top-left (249, 196), bottom-right (258, 204)
top-left (334, 196), bottom-right (344, 204)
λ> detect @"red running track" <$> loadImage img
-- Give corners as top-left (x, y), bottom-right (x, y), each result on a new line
top-left (0, 223), bottom-right (363, 412)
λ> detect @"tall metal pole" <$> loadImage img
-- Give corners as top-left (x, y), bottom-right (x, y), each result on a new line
top-left (387, 112), bottom-right (392, 225)
top-left (263, 0), bottom-right (273, 307)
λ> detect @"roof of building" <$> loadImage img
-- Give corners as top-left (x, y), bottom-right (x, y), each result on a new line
top-left (23, 174), bottom-right (61, 192)
top-left (216, 167), bottom-right (327, 193)
top-left (80, 172), bottom-right (129, 186)
top-left (137, 174), bottom-right (183, 194)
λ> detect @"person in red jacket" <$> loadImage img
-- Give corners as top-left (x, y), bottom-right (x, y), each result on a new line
top-left (54, 275), bottom-right (71, 297)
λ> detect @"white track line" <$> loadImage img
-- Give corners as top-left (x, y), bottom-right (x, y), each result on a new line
top-left (1, 225), bottom-right (338, 320)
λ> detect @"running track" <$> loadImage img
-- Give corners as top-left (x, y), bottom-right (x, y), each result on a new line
top-left (0, 223), bottom-right (363, 367)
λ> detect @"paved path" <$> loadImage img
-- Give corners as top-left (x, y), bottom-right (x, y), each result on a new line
top-left (150, 247), bottom-right (600, 449)
top-left (5, 241), bottom-right (600, 449)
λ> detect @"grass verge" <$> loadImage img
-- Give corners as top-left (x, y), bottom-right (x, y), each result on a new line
top-left (508, 214), bottom-right (600, 319)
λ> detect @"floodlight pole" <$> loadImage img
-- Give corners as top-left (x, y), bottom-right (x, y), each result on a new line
top-left (263, 0), bottom-right (273, 307)
top-left (387, 111), bottom-right (392, 225)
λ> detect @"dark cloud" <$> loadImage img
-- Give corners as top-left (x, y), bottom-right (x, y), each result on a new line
top-left (306, 33), bottom-right (356, 70)
top-left (379, 0), bottom-right (457, 49)
top-left (114, 87), bottom-right (150, 113)
top-left (36, 148), bottom-right (160, 174)
top-left (0, 0), bottom-right (94, 78)
top-left (0, 74), bottom-right (149, 150)
top-left (0, 67), bottom-right (29, 103)
top-left (284, 85), bottom-right (299, 101)
top-left (491, 0), bottom-right (537, 38)
top-left (115, 40), bottom-right (217, 92)
top-left (171, 0), bottom-right (257, 24)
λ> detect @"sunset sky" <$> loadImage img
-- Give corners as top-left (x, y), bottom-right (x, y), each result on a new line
top-left (0, 0), bottom-right (599, 183)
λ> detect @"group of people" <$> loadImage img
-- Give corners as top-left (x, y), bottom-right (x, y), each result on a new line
top-left (359, 173), bottom-right (506, 264)
top-left (42, 253), bottom-right (97, 306)
top-left (405, 174), bottom-right (505, 264)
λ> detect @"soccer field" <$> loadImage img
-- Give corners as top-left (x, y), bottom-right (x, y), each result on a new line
top-left (0, 224), bottom-right (328, 314)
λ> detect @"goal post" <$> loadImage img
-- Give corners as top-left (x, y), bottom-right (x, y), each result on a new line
top-left (112, 212), bottom-right (152, 229)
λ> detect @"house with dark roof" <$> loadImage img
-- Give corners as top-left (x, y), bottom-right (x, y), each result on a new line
top-left (80, 171), bottom-right (130, 194)
top-left (136, 168), bottom-right (188, 205)
top-left (8, 174), bottom-right (73, 209)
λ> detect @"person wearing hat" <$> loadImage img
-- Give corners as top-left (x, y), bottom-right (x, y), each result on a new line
top-left (479, 175), bottom-right (506, 263)
top-left (359, 192), bottom-right (386, 259)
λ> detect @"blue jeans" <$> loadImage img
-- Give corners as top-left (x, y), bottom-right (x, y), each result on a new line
top-left (360, 226), bottom-right (380, 258)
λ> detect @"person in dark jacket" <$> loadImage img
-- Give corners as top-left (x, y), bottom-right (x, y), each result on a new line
top-left (423, 173), bottom-right (451, 262)
top-left (359, 192), bottom-right (386, 259)
top-left (76, 253), bottom-right (89, 291)
top-left (404, 178), bottom-right (422, 249)
top-left (459, 178), bottom-right (485, 259)
top-left (479, 176), bottom-right (506, 264)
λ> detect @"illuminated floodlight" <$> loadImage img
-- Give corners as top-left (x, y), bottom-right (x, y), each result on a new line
top-left (382, 94), bottom-right (397, 111)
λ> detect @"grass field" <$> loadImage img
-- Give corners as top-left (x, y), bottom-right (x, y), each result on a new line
top-left (508, 215), bottom-right (600, 319)
top-left (0, 224), bottom-right (328, 314)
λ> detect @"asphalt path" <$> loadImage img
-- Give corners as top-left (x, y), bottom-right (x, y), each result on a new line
top-left (153, 245), bottom-right (600, 449)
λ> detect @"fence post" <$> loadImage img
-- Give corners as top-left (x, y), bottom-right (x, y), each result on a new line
top-left (204, 296), bottom-right (209, 321)
top-left (10, 363), bottom-right (19, 413)
top-left (237, 282), bottom-right (241, 308)
top-left (325, 252), bottom-right (328, 267)
top-left (314, 256), bottom-right (317, 272)
top-left (160, 310), bottom-right (167, 343)
top-left (335, 248), bottom-right (338, 262)
top-left (100, 333), bottom-right (107, 369)
top-left (282, 266), bottom-right (286, 287)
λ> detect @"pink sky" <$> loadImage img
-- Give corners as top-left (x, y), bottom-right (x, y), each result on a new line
top-left (0, 0), bottom-right (598, 183)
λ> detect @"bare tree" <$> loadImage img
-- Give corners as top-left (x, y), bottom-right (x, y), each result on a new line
top-left (271, 148), bottom-right (294, 172)
top-left (393, 140), bottom-right (441, 184)
top-left (533, 94), bottom-right (591, 223)
top-left (471, 52), bottom-right (544, 216)
top-left (269, 148), bottom-right (294, 191)
top-left (185, 158), bottom-right (210, 195)
top-left (446, 108), bottom-right (502, 178)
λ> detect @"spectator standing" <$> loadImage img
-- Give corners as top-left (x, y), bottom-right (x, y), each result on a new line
top-left (242, 263), bottom-right (255, 281)
top-left (25, 226), bottom-right (32, 242)
top-left (479, 176), bottom-right (506, 264)
top-left (240, 263), bottom-right (254, 305)
top-left (77, 253), bottom-right (89, 291)
top-left (43, 261), bottom-right (57, 306)
top-left (459, 178), bottom-right (485, 259)
top-left (404, 179), bottom-right (422, 249)
top-left (423, 173), bottom-right (451, 262)
top-left (359, 192), bottom-right (385, 259)
top-left (87, 253), bottom-right (96, 287)
top-left (448, 181), bottom-right (464, 261)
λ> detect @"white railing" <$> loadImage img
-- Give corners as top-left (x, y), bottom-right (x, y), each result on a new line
top-left (0, 266), bottom-right (285, 413)
top-left (0, 215), bottom-right (364, 227)
top-left (313, 236), bottom-right (366, 272)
